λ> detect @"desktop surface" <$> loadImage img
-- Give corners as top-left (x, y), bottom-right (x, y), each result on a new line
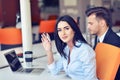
top-left (0, 41), bottom-right (71, 80)
top-left (0, 54), bottom-right (71, 80)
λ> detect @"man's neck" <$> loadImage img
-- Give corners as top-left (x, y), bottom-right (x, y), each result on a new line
top-left (98, 27), bottom-right (109, 42)
top-left (98, 27), bottom-right (108, 37)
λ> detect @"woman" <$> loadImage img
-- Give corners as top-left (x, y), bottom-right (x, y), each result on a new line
top-left (41, 15), bottom-right (98, 80)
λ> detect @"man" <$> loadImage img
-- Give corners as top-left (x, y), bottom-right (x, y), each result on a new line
top-left (85, 7), bottom-right (120, 80)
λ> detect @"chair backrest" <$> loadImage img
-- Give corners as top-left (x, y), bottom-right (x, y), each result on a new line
top-left (48, 15), bottom-right (58, 20)
top-left (39, 20), bottom-right (56, 33)
top-left (95, 43), bottom-right (120, 80)
top-left (0, 27), bottom-right (22, 45)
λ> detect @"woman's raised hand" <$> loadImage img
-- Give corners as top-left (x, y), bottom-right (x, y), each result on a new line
top-left (41, 33), bottom-right (52, 52)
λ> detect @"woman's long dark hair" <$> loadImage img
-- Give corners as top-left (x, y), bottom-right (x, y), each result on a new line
top-left (54, 15), bottom-right (87, 58)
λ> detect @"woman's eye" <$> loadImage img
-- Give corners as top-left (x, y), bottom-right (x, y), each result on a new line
top-left (65, 27), bottom-right (69, 30)
top-left (57, 29), bottom-right (61, 32)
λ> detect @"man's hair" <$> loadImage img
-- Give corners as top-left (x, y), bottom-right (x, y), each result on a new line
top-left (85, 7), bottom-right (112, 27)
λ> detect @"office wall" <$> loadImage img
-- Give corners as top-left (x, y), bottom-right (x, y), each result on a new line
top-left (0, 0), bottom-right (40, 28)
top-left (59, 0), bottom-right (89, 33)
top-left (0, 0), bottom-right (19, 27)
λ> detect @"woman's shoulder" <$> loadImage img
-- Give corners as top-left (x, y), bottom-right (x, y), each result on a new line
top-left (76, 41), bottom-right (93, 50)
top-left (75, 41), bottom-right (95, 59)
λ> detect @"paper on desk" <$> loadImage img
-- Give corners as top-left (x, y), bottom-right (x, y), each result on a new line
top-left (0, 47), bottom-right (23, 69)
top-left (0, 53), bottom-right (9, 68)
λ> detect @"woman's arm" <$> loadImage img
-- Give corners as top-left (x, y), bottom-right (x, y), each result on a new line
top-left (41, 33), bottom-right (54, 65)
top-left (41, 33), bottom-right (63, 75)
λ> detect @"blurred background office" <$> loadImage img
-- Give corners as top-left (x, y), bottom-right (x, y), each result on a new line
top-left (0, 0), bottom-right (120, 50)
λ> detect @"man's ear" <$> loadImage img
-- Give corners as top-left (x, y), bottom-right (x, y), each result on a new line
top-left (100, 19), bottom-right (106, 27)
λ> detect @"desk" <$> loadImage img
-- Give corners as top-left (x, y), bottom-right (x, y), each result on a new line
top-left (0, 69), bottom-right (70, 80)
top-left (0, 41), bottom-right (57, 68)
top-left (0, 54), bottom-right (71, 80)
top-left (0, 41), bottom-right (71, 80)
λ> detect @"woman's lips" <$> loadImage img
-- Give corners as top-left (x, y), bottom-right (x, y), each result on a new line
top-left (62, 36), bottom-right (67, 40)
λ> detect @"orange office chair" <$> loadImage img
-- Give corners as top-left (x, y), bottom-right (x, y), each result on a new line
top-left (0, 27), bottom-right (22, 50)
top-left (48, 15), bottom-right (58, 20)
top-left (95, 43), bottom-right (120, 80)
top-left (39, 20), bottom-right (56, 33)
top-left (38, 20), bottom-right (56, 41)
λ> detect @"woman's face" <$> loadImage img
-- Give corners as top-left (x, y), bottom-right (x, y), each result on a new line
top-left (57, 21), bottom-right (75, 44)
